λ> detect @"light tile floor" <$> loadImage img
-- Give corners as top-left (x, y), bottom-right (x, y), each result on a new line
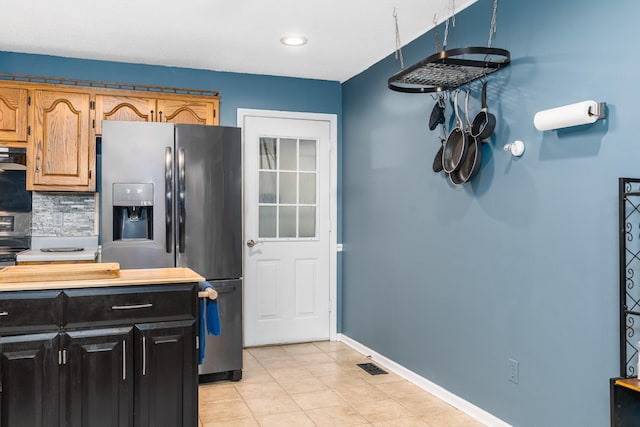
top-left (198, 341), bottom-right (485, 426)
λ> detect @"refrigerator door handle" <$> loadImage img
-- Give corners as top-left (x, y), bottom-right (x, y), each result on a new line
top-left (178, 147), bottom-right (186, 253)
top-left (165, 147), bottom-right (173, 253)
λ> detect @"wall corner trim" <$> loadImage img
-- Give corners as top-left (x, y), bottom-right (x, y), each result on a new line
top-left (336, 333), bottom-right (512, 427)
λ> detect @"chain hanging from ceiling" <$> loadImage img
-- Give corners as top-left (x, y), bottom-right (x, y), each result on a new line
top-left (388, 0), bottom-right (510, 93)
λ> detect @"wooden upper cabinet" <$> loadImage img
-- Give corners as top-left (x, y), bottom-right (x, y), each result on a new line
top-left (0, 86), bottom-right (29, 145)
top-left (156, 98), bottom-right (216, 126)
top-left (95, 94), bottom-right (155, 134)
top-left (29, 90), bottom-right (95, 191)
top-left (94, 95), bottom-right (218, 134)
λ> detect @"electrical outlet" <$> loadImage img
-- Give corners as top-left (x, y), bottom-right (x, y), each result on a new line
top-left (509, 358), bottom-right (519, 384)
top-left (53, 212), bottom-right (63, 227)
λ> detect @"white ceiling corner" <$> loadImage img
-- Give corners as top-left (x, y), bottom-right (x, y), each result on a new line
top-left (0, 0), bottom-right (478, 82)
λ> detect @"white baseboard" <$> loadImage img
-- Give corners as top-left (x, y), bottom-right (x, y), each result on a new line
top-left (336, 334), bottom-right (511, 427)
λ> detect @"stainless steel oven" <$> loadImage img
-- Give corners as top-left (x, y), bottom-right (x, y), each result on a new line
top-left (0, 147), bottom-right (31, 265)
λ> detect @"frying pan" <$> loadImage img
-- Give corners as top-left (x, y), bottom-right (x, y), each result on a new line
top-left (455, 91), bottom-right (483, 183)
top-left (442, 91), bottom-right (467, 174)
top-left (471, 82), bottom-right (496, 141)
top-left (432, 138), bottom-right (445, 173)
top-left (429, 95), bottom-right (445, 131)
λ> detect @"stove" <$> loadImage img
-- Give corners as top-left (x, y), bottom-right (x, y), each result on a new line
top-left (0, 213), bottom-right (31, 266)
top-left (1, 148), bottom-right (31, 266)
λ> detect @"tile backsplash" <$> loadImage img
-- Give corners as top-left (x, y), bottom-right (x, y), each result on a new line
top-left (31, 192), bottom-right (98, 236)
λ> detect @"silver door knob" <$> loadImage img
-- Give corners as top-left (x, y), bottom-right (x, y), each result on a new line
top-left (247, 239), bottom-right (259, 248)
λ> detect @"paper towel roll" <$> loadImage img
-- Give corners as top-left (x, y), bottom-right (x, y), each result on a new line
top-left (533, 100), bottom-right (599, 131)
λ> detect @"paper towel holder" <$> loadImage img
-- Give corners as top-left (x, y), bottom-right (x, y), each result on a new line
top-left (533, 100), bottom-right (607, 131)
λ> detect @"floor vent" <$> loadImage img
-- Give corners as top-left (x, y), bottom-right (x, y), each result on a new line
top-left (357, 362), bottom-right (388, 375)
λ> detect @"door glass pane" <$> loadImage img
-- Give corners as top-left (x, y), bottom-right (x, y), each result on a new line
top-left (279, 138), bottom-right (297, 170)
top-left (259, 137), bottom-right (277, 170)
top-left (279, 206), bottom-right (296, 238)
top-left (279, 172), bottom-right (297, 204)
top-left (259, 172), bottom-right (277, 203)
top-left (299, 207), bottom-right (316, 238)
top-left (299, 173), bottom-right (316, 204)
top-left (299, 139), bottom-right (316, 171)
top-left (257, 135), bottom-right (319, 240)
top-left (259, 206), bottom-right (277, 238)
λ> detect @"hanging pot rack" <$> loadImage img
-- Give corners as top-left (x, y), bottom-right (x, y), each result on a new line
top-left (387, 46), bottom-right (510, 93)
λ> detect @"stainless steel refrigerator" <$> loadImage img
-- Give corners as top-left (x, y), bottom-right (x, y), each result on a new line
top-left (101, 121), bottom-right (243, 381)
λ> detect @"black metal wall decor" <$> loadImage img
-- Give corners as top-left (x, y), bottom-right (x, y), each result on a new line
top-left (618, 178), bottom-right (640, 377)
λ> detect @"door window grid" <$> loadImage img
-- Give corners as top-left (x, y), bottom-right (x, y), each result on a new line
top-left (258, 136), bottom-right (318, 239)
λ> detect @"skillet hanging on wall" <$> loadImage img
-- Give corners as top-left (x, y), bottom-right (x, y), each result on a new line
top-left (455, 90), bottom-right (483, 183)
top-left (442, 90), bottom-right (467, 174)
top-left (471, 81), bottom-right (496, 141)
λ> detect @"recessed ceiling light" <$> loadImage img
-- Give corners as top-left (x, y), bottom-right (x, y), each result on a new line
top-left (280, 35), bottom-right (308, 47)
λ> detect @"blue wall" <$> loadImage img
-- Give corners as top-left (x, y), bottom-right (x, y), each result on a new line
top-left (341, 0), bottom-right (636, 426)
top-left (0, 52), bottom-right (341, 127)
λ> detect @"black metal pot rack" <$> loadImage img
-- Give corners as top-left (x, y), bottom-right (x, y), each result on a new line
top-left (388, 46), bottom-right (510, 93)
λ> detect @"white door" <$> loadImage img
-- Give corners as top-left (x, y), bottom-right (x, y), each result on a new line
top-left (239, 110), bottom-right (335, 347)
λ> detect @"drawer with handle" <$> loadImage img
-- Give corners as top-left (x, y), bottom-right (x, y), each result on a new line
top-left (0, 290), bottom-right (63, 333)
top-left (64, 284), bottom-right (197, 328)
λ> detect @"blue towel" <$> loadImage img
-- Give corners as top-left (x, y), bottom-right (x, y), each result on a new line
top-left (198, 281), bottom-right (221, 365)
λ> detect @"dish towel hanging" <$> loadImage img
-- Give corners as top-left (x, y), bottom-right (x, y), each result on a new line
top-left (198, 281), bottom-right (221, 365)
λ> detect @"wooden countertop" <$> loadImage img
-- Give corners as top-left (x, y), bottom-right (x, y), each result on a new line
top-left (615, 378), bottom-right (640, 393)
top-left (0, 263), bottom-right (205, 292)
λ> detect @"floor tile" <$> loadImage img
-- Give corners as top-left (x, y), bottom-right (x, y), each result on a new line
top-left (278, 375), bottom-right (329, 394)
top-left (351, 398), bottom-right (416, 423)
top-left (199, 383), bottom-right (241, 403)
top-left (423, 411), bottom-right (486, 427)
top-left (292, 351), bottom-right (337, 364)
top-left (255, 411), bottom-right (316, 426)
top-left (290, 389), bottom-right (347, 410)
top-left (313, 340), bottom-right (350, 352)
top-left (305, 404), bottom-right (369, 426)
top-left (246, 345), bottom-right (289, 360)
top-left (265, 366), bottom-right (314, 381)
top-left (201, 416), bottom-right (259, 426)
top-left (375, 380), bottom-right (427, 398)
top-left (281, 342), bottom-right (323, 355)
top-left (396, 392), bottom-right (456, 417)
top-left (243, 393), bottom-right (301, 416)
top-left (372, 417), bottom-right (431, 427)
top-left (257, 356), bottom-right (303, 369)
top-left (199, 399), bottom-right (253, 423)
top-left (198, 341), bottom-right (486, 427)
top-left (234, 380), bottom-right (286, 400)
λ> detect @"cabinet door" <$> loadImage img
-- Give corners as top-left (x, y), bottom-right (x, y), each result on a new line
top-left (134, 320), bottom-right (197, 427)
top-left (63, 327), bottom-right (134, 427)
top-left (30, 90), bottom-right (95, 191)
top-left (156, 98), bottom-right (216, 125)
top-left (0, 86), bottom-right (28, 144)
top-left (0, 332), bottom-right (59, 427)
top-left (95, 95), bottom-right (156, 135)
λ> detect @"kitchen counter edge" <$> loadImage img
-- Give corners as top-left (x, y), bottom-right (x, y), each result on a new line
top-left (0, 267), bottom-right (205, 292)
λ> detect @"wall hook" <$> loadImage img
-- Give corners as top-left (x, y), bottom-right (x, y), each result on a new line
top-left (504, 140), bottom-right (525, 157)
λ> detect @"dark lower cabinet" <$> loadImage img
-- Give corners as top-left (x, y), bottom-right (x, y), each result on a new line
top-left (64, 327), bottom-right (134, 427)
top-left (0, 283), bottom-right (198, 427)
top-left (0, 332), bottom-right (60, 427)
top-left (135, 320), bottom-right (197, 427)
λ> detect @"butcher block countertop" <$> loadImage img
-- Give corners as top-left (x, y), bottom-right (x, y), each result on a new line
top-left (0, 263), bottom-right (205, 292)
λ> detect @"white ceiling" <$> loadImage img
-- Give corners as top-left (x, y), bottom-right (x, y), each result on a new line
top-left (0, 0), bottom-right (476, 82)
